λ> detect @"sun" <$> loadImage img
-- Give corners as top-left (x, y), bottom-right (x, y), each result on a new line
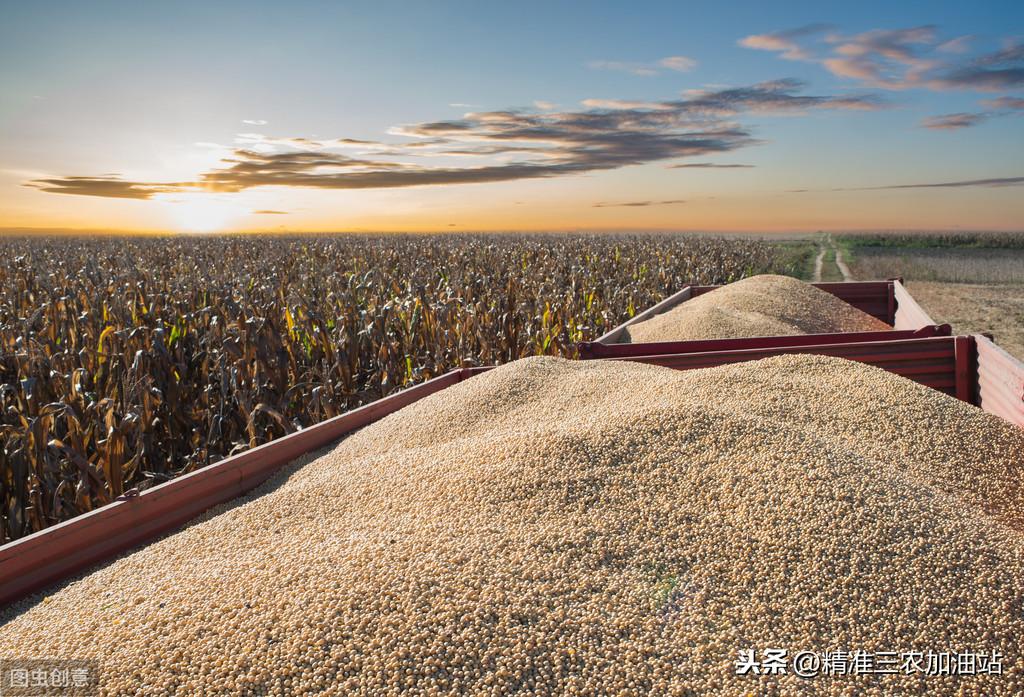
top-left (156, 193), bottom-right (245, 233)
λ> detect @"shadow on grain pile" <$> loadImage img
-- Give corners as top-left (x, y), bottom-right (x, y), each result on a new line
top-left (2, 354), bottom-right (1023, 696)
top-left (622, 274), bottom-right (891, 343)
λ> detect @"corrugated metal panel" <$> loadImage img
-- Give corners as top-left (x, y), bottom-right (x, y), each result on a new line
top-left (688, 281), bottom-right (894, 323)
top-left (975, 335), bottom-right (1024, 427)
top-left (579, 325), bottom-right (952, 359)
top-left (582, 279), bottom-right (947, 361)
top-left (893, 279), bottom-right (939, 330)
top-left (593, 285), bottom-right (692, 344)
top-left (0, 369), bottom-right (471, 608)
top-left (607, 336), bottom-right (962, 398)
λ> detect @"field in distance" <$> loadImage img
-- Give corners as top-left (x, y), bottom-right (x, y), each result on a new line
top-left (836, 232), bottom-right (1024, 359)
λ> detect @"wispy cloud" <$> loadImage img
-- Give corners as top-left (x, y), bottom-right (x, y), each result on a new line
top-left (738, 24), bottom-right (833, 61)
top-left (659, 56), bottom-right (698, 72)
top-left (931, 42), bottom-right (1024, 91)
top-left (27, 80), bottom-right (884, 199)
top-left (920, 112), bottom-right (987, 130)
top-left (983, 96), bottom-right (1024, 111)
top-left (937, 36), bottom-right (972, 54)
top-left (587, 55), bottom-right (697, 76)
top-left (669, 162), bottom-right (754, 168)
top-left (242, 119), bottom-right (268, 125)
top-left (580, 98), bottom-right (675, 110)
top-left (920, 94), bottom-right (1024, 131)
top-left (594, 199), bottom-right (686, 207)
top-left (823, 26), bottom-right (939, 89)
top-left (855, 176), bottom-right (1024, 190)
top-left (26, 175), bottom-right (187, 199)
top-left (234, 133), bottom-right (390, 151)
top-left (787, 176), bottom-right (1024, 192)
top-left (740, 24), bottom-right (1023, 92)
top-left (252, 209), bottom-right (288, 214)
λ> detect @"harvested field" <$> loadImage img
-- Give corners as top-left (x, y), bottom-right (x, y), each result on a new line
top-left (908, 281), bottom-right (1024, 361)
top-left (623, 274), bottom-right (890, 343)
top-left (3, 354), bottom-right (1023, 695)
top-left (848, 247), bottom-right (1024, 285)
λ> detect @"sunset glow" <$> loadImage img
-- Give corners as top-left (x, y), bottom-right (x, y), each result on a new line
top-left (1, 1), bottom-right (1022, 233)
top-left (156, 194), bottom-right (248, 233)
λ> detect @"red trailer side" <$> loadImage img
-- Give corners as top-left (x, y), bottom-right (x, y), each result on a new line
top-left (581, 280), bottom-right (948, 359)
top-left (0, 369), bottom-right (475, 608)
top-left (975, 335), bottom-right (1024, 427)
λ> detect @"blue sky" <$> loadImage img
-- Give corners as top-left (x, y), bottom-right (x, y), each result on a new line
top-left (1, 0), bottom-right (1022, 231)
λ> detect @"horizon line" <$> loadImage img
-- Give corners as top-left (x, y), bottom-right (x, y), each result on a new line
top-left (3, 226), bottom-right (1023, 237)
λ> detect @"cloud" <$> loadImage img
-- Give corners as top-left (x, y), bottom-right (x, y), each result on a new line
top-left (658, 56), bottom-right (697, 72)
top-left (28, 80), bottom-right (884, 199)
top-left (919, 95), bottom-right (1024, 131)
top-left (594, 199), bottom-right (686, 207)
top-left (822, 26), bottom-right (938, 89)
top-left (738, 24), bottom-right (833, 61)
top-left (741, 24), bottom-right (1024, 92)
top-left (931, 42), bottom-right (1024, 90)
top-left (234, 133), bottom-right (393, 151)
top-left (580, 98), bottom-right (676, 110)
top-left (937, 36), bottom-right (972, 54)
top-left (252, 209), bottom-right (288, 214)
top-left (920, 112), bottom-right (987, 130)
top-left (533, 100), bottom-right (557, 110)
top-left (984, 96), bottom-right (1024, 111)
top-left (812, 176), bottom-right (1024, 192)
top-left (675, 79), bottom-right (886, 113)
top-left (25, 175), bottom-right (187, 199)
top-left (242, 119), bottom-right (268, 125)
top-left (864, 176), bottom-right (1024, 190)
top-left (669, 162), bottom-right (754, 168)
top-left (587, 55), bottom-right (697, 76)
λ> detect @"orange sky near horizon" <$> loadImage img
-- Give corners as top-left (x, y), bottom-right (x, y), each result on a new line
top-left (4, 171), bottom-right (1022, 234)
top-left (2, 2), bottom-right (1022, 235)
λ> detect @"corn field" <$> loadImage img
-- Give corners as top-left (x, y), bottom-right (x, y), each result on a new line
top-left (0, 233), bottom-right (784, 542)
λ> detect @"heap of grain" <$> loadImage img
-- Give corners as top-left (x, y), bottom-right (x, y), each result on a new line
top-left (621, 274), bottom-right (890, 343)
top-left (3, 355), bottom-right (1024, 695)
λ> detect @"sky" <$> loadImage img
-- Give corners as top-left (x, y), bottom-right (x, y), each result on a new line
top-left (1, 0), bottom-right (1022, 233)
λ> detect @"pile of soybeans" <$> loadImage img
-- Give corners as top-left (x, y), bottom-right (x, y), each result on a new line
top-left (622, 274), bottom-right (891, 343)
top-left (3, 355), bottom-right (1024, 696)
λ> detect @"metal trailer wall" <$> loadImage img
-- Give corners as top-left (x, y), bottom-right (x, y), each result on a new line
top-left (580, 279), bottom-right (948, 359)
top-left (606, 335), bottom-right (973, 401)
top-left (975, 335), bottom-right (1024, 427)
top-left (0, 369), bottom-right (478, 608)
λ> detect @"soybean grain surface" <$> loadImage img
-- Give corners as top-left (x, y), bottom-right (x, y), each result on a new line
top-left (623, 274), bottom-right (891, 343)
top-left (2, 355), bottom-right (1023, 696)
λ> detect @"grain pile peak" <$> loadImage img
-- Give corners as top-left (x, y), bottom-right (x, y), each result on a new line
top-left (3, 354), bottom-right (1024, 695)
top-left (622, 273), bottom-right (891, 343)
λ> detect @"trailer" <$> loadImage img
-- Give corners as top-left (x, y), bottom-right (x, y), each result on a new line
top-left (579, 279), bottom-right (949, 359)
top-left (3, 327), bottom-right (1022, 609)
